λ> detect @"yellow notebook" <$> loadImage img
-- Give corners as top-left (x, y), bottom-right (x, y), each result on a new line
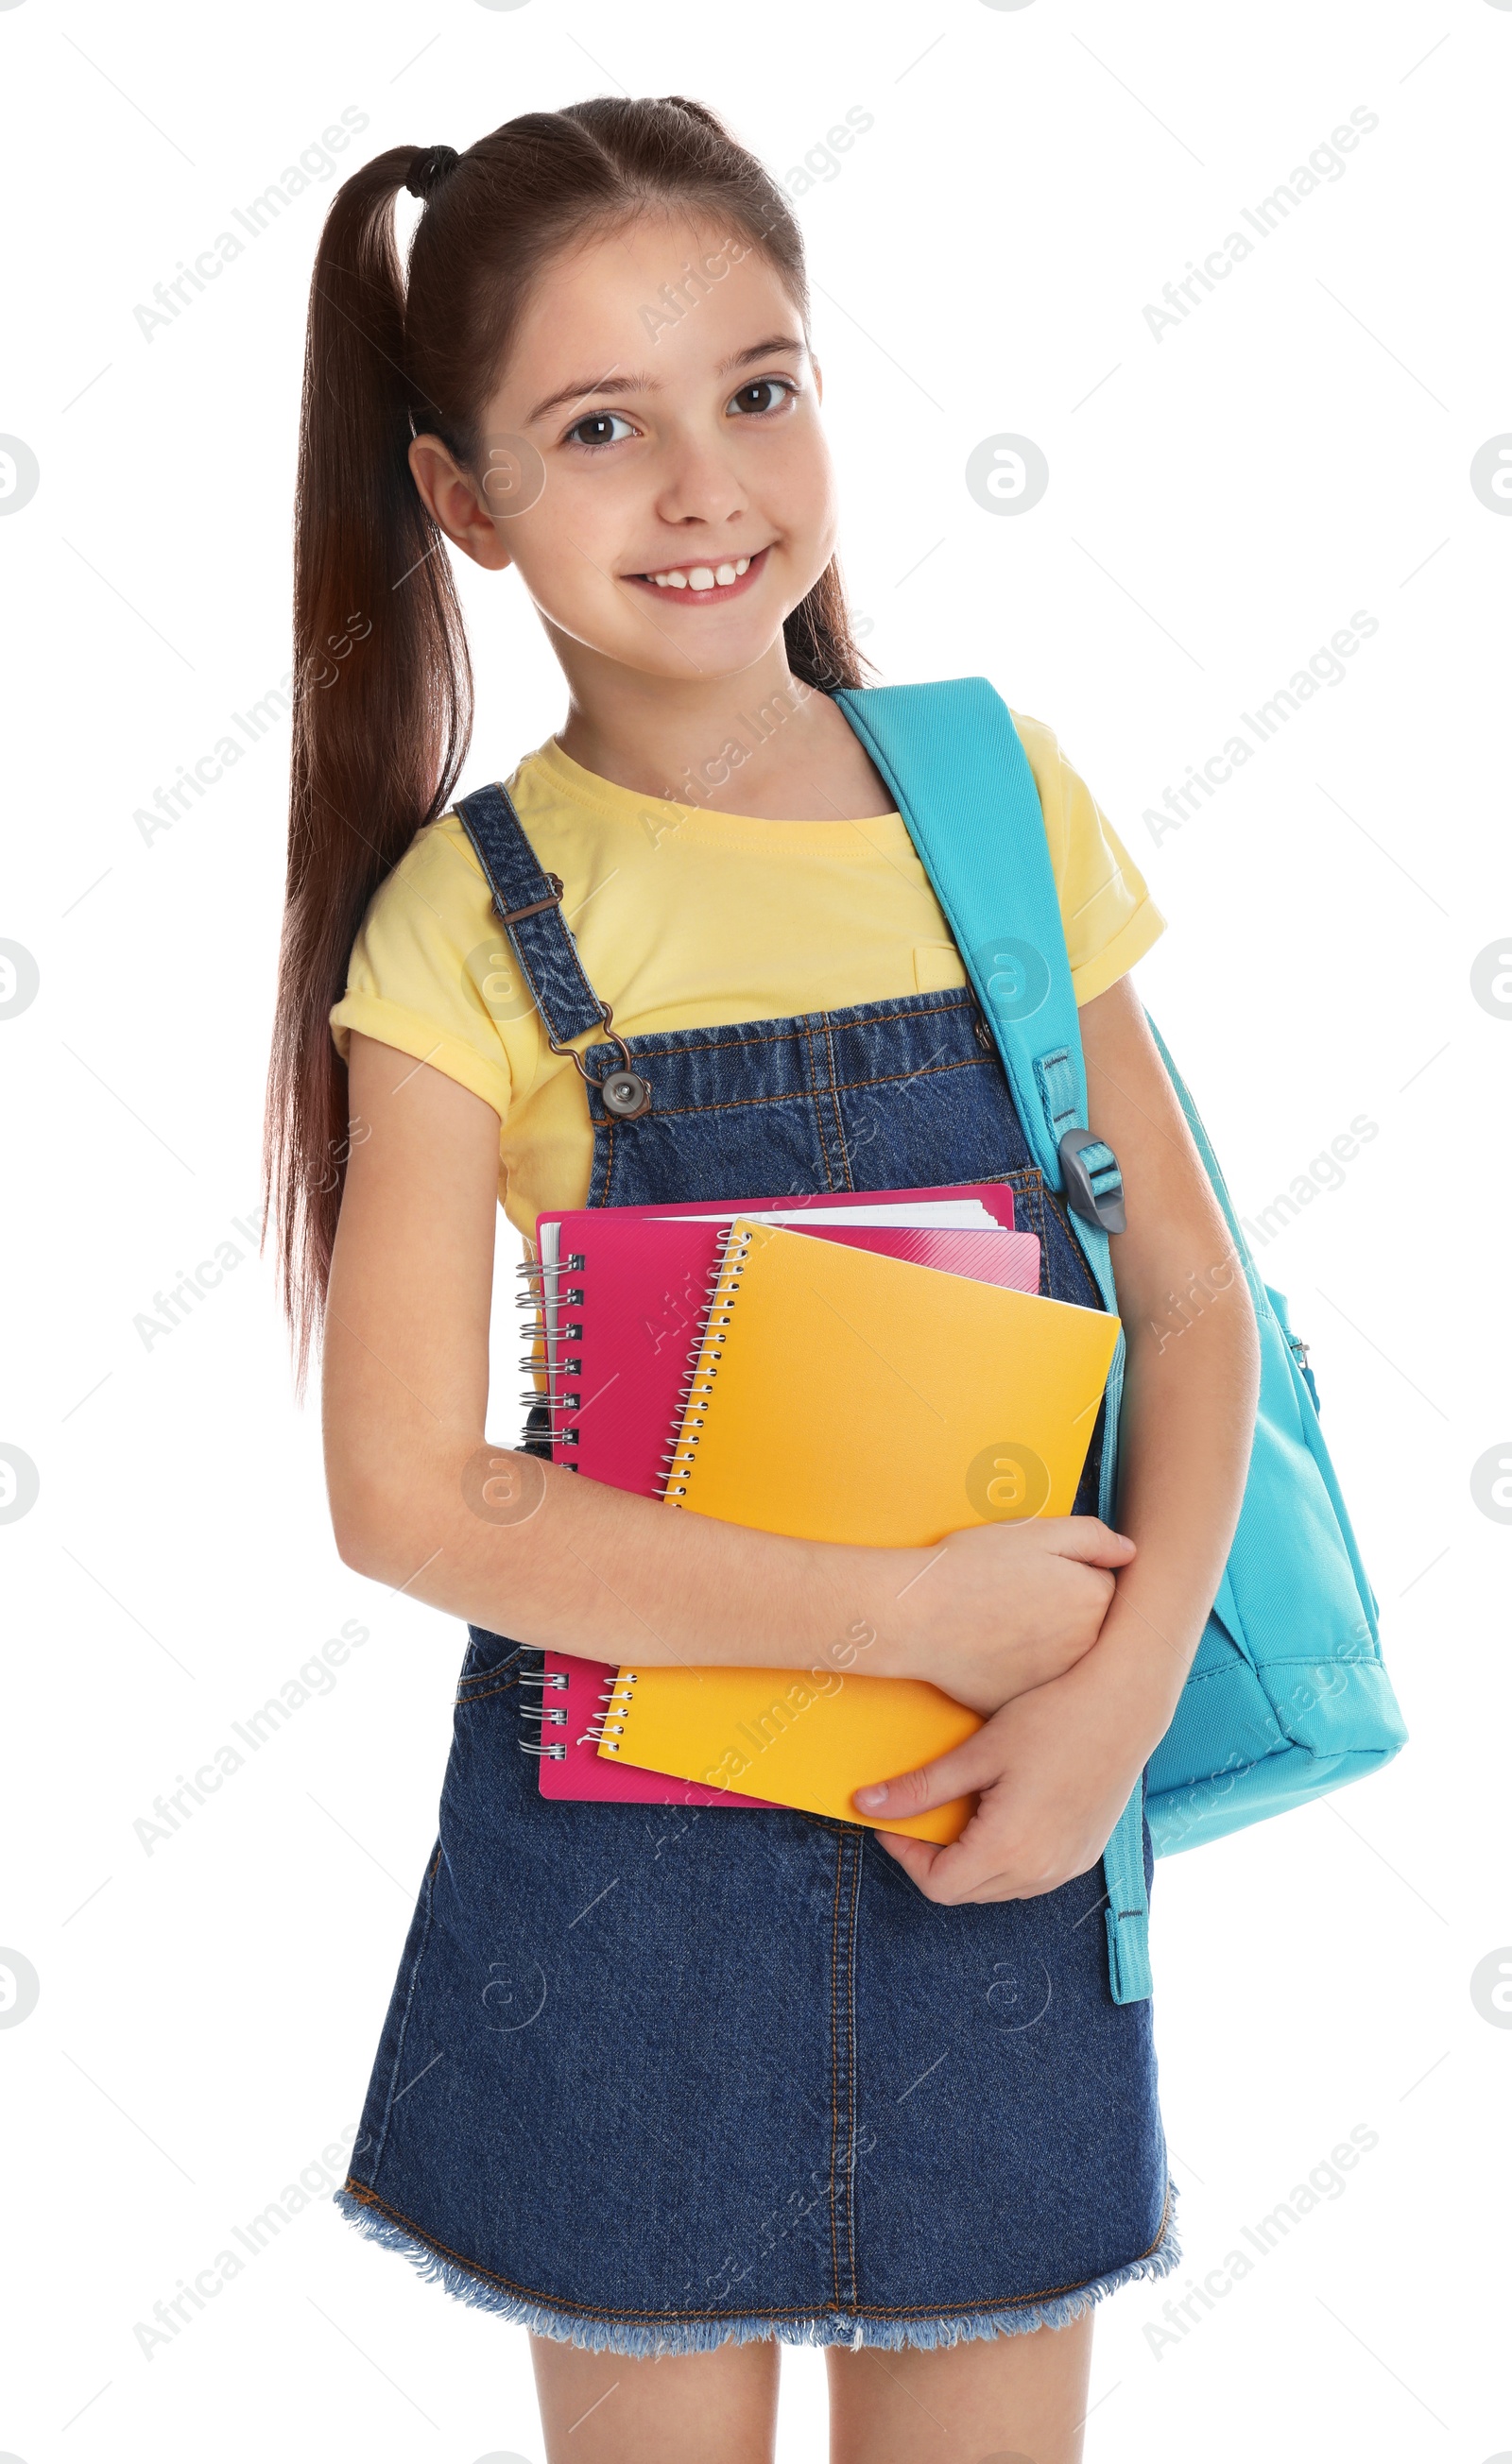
top-left (597, 1220), bottom-right (1120, 1841)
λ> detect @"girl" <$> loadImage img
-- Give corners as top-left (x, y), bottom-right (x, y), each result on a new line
top-left (266, 96), bottom-right (1259, 2464)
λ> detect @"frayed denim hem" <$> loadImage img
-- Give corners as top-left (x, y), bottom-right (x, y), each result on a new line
top-left (334, 2176), bottom-right (1180, 2358)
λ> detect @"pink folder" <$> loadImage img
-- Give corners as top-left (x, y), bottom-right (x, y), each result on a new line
top-left (528, 1187), bottom-right (1038, 1806)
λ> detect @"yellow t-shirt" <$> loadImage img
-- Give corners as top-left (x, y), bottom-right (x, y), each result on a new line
top-left (329, 714), bottom-right (1164, 1242)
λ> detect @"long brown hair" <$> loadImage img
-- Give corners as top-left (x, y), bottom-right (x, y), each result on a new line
top-left (265, 94), bottom-right (870, 1382)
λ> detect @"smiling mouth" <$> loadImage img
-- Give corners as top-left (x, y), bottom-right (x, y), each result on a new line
top-left (624, 545), bottom-right (769, 602)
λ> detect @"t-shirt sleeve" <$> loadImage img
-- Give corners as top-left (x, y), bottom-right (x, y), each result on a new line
top-left (1012, 710), bottom-right (1166, 1005)
top-left (328, 814), bottom-right (514, 1122)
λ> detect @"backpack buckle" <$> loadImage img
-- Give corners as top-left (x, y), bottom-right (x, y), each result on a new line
top-left (1058, 1129), bottom-right (1125, 1234)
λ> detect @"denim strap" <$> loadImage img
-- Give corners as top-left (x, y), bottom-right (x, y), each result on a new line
top-left (454, 780), bottom-right (608, 1049)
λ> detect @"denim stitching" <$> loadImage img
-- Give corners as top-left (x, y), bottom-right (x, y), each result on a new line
top-left (380, 971), bottom-right (1139, 2312)
top-left (821, 1012), bottom-right (854, 1191)
top-left (582, 993), bottom-right (974, 1069)
top-left (364, 1844), bottom-right (442, 2185)
top-left (800, 1016), bottom-right (843, 1194)
top-left (844, 1834), bottom-right (863, 2305)
top-left (596, 1053), bottom-right (993, 1129)
top-left (455, 1673), bottom-right (524, 1707)
top-left (338, 2176), bottom-right (1175, 2323)
top-left (827, 1831), bottom-right (844, 2305)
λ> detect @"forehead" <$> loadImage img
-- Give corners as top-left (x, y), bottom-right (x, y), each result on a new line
top-left (500, 213), bottom-right (806, 414)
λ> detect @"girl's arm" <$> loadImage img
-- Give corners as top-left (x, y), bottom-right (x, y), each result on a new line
top-left (322, 1032), bottom-right (1135, 1709)
top-left (856, 973), bottom-right (1262, 1898)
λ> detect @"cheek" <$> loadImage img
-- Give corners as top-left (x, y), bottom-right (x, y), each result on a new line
top-left (760, 417), bottom-right (839, 578)
top-left (502, 474), bottom-right (637, 626)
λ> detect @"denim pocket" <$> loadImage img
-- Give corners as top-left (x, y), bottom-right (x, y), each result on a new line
top-left (455, 1625), bottom-right (529, 1697)
top-left (866, 1830), bottom-right (943, 1909)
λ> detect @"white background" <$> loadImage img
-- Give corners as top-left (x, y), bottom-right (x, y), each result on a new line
top-left (2, 0), bottom-right (1509, 2455)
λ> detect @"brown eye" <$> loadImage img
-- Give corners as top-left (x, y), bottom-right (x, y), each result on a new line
top-left (728, 379), bottom-right (795, 418)
top-left (564, 412), bottom-right (634, 451)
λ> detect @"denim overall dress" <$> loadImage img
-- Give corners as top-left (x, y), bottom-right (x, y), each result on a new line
top-left (335, 757), bottom-right (1177, 2357)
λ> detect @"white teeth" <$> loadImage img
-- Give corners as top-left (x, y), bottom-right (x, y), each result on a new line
top-left (648, 554), bottom-right (754, 589)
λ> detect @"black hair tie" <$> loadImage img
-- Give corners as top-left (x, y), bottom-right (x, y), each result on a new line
top-left (406, 145), bottom-right (460, 201)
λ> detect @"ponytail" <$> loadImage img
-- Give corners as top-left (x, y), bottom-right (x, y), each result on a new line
top-left (266, 146), bottom-right (471, 1383)
top-left (265, 99), bottom-right (870, 1382)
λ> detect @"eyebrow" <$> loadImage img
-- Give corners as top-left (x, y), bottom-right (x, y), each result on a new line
top-left (526, 334), bottom-right (808, 427)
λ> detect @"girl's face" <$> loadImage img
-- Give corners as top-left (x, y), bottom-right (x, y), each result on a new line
top-left (412, 214), bottom-right (836, 685)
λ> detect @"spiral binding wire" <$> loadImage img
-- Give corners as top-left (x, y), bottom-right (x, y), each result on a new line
top-left (657, 1224), bottom-right (753, 1505)
top-left (515, 1250), bottom-right (587, 1450)
top-left (578, 1668), bottom-right (639, 1754)
top-left (514, 1662), bottom-right (643, 1759)
top-left (513, 1223), bottom-right (753, 1763)
top-left (515, 1662), bottom-right (569, 1757)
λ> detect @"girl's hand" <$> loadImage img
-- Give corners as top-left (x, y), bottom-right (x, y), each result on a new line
top-left (861, 971), bottom-right (1265, 1908)
top-left (884, 1517), bottom-right (1135, 1717)
top-left (852, 1641), bottom-right (1160, 1904)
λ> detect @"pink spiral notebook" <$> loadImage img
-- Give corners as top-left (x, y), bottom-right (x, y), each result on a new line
top-left (522, 1185), bottom-right (1040, 1805)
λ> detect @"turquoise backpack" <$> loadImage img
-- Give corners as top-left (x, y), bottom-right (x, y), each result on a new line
top-left (837, 676), bottom-right (1407, 2005)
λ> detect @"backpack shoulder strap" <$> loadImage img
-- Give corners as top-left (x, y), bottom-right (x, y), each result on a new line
top-left (834, 676), bottom-right (1152, 2006)
top-left (834, 678), bottom-right (1125, 1261)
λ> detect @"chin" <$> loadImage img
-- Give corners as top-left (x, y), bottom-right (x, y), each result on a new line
top-left (627, 619), bottom-right (788, 681)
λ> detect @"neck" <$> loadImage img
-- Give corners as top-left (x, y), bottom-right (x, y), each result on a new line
top-left (551, 631), bottom-right (829, 815)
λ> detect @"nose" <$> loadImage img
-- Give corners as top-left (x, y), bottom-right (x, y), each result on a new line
top-left (650, 426), bottom-right (750, 533)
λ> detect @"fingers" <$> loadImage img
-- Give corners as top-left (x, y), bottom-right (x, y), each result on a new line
top-left (1041, 1515), bottom-right (1136, 1566)
top-left (874, 1804), bottom-right (1045, 1905)
top-left (910, 1839), bottom-right (1073, 1905)
top-left (853, 1730), bottom-right (997, 1818)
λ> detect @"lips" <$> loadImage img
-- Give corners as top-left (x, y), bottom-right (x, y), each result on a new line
top-left (623, 545), bottom-right (769, 605)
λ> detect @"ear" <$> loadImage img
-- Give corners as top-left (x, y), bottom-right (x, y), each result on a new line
top-left (407, 434), bottom-right (514, 573)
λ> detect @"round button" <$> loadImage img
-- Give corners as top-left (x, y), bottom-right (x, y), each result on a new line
top-left (601, 1069), bottom-right (651, 1119)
